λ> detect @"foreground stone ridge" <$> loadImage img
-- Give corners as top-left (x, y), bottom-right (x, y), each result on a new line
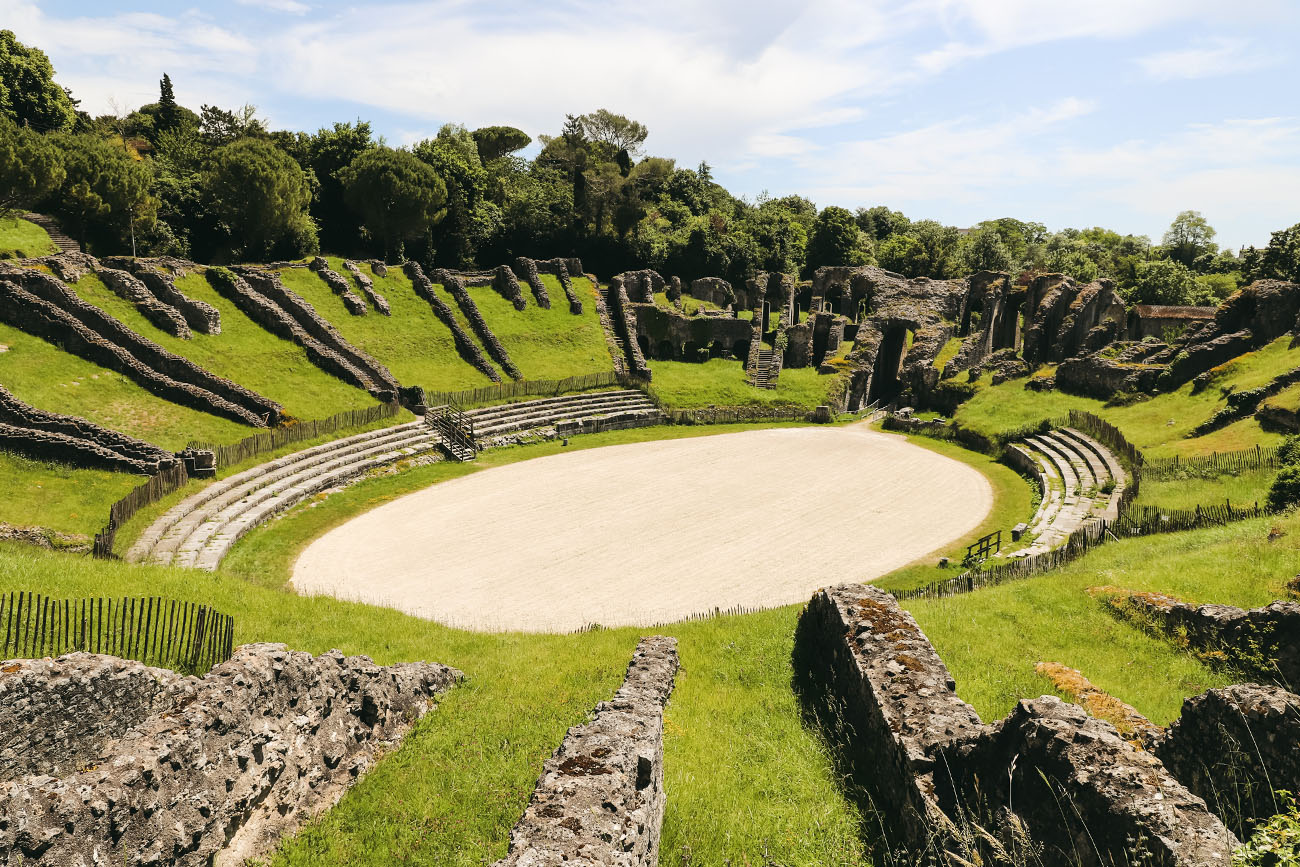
top-left (495, 635), bottom-right (678, 867)
top-left (1158, 684), bottom-right (1300, 838)
top-left (796, 584), bottom-right (1236, 865)
top-left (0, 643), bottom-right (461, 867)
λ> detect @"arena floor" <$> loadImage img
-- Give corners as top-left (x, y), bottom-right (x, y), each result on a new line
top-left (291, 425), bottom-right (992, 632)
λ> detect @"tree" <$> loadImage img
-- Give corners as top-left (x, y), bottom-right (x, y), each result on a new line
top-left (578, 110), bottom-right (648, 157)
top-left (413, 125), bottom-right (497, 266)
top-left (0, 117), bottom-right (64, 214)
top-left (201, 138), bottom-right (315, 260)
top-left (45, 132), bottom-right (154, 251)
top-left (911, 220), bottom-right (962, 278)
top-left (0, 30), bottom-right (77, 131)
top-left (1162, 210), bottom-right (1217, 268)
top-left (296, 121), bottom-right (375, 253)
top-left (1252, 223), bottom-right (1300, 283)
top-left (339, 147), bottom-right (447, 262)
top-left (806, 206), bottom-right (871, 272)
top-left (155, 74), bottom-right (182, 138)
top-left (200, 104), bottom-right (267, 148)
top-left (959, 226), bottom-right (1013, 273)
top-left (855, 205), bottom-right (910, 241)
top-left (472, 126), bottom-right (531, 162)
top-left (1129, 259), bottom-right (1197, 306)
top-left (877, 233), bottom-right (927, 277)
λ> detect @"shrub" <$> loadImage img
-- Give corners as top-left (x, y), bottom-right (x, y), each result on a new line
top-left (1277, 435), bottom-right (1300, 467)
top-left (1233, 792), bottom-right (1300, 866)
top-left (1266, 466), bottom-right (1300, 513)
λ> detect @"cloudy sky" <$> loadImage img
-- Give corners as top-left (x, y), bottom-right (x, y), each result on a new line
top-left (6, 0), bottom-right (1299, 249)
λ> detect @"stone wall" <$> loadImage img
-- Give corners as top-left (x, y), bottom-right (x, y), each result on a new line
top-left (207, 267), bottom-right (401, 399)
top-left (0, 644), bottom-right (461, 867)
top-left (1021, 275), bottom-right (1127, 366)
top-left (403, 262), bottom-right (501, 381)
top-left (0, 383), bottom-right (171, 473)
top-left (589, 271), bottom-right (628, 375)
top-left (529, 258), bottom-right (582, 313)
top-left (434, 269), bottom-right (522, 379)
top-left (0, 274), bottom-right (279, 427)
top-left (342, 259), bottom-right (391, 315)
top-left (512, 257), bottom-right (551, 309)
top-left (688, 276), bottom-right (734, 308)
top-left (113, 259), bottom-right (222, 334)
top-left (1102, 590), bottom-right (1300, 686)
top-left (1158, 684), bottom-right (1300, 837)
top-left (611, 277), bottom-right (652, 379)
top-left (494, 636), bottom-right (677, 867)
top-left (795, 583), bottom-right (1236, 864)
top-left (616, 269), bottom-right (665, 304)
top-left (309, 256), bottom-right (367, 315)
top-left (94, 264), bottom-right (193, 338)
top-left (630, 303), bottom-right (751, 361)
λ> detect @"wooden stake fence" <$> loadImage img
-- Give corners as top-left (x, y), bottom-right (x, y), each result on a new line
top-left (188, 400), bottom-right (402, 469)
top-left (426, 371), bottom-right (623, 408)
top-left (0, 592), bottom-right (235, 672)
top-left (1142, 444), bottom-right (1283, 480)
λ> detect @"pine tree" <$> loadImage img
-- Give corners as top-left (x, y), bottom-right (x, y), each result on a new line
top-left (156, 73), bottom-right (180, 135)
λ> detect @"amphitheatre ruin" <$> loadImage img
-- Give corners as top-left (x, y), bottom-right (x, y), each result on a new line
top-left (2, 18), bottom-right (1300, 867)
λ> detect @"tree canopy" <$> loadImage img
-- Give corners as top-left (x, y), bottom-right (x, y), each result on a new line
top-left (0, 30), bottom-right (78, 132)
top-left (201, 138), bottom-right (315, 260)
top-left (0, 117), bottom-right (64, 214)
top-left (339, 147), bottom-right (447, 262)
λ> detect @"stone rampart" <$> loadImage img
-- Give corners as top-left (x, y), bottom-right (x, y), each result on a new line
top-left (533, 258), bottom-right (583, 313)
top-left (403, 262), bottom-right (501, 381)
top-left (1158, 684), bottom-right (1300, 837)
top-left (342, 259), bottom-right (391, 315)
top-left (512, 257), bottom-right (552, 309)
top-left (796, 583), bottom-right (1236, 864)
top-left (0, 277), bottom-right (276, 428)
top-left (612, 277), bottom-right (652, 379)
top-left (434, 269), bottom-right (522, 379)
top-left (494, 636), bottom-right (677, 867)
top-left (590, 272), bottom-right (628, 375)
top-left (114, 259), bottom-right (222, 334)
top-left (309, 256), bottom-right (367, 315)
top-left (0, 644), bottom-right (461, 867)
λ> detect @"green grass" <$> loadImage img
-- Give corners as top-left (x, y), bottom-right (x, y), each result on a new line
top-left (61, 271), bottom-right (375, 423)
top-left (933, 336), bottom-right (962, 372)
top-left (903, 510), bottom-right (1300, 724)
top-left (0, 451), bottom-right (143, 536)
top-left (652, 291), bottom-right (725, 317)
top-left (0, 215), bottom-right (56, 258)
top-left (464, 275), bottom-right (612, 381)
top-left (870, 430), bottom-right (1036, 594)
top-left (276, 262), bottom-right (496, 393)
top-left (0, 320), bottom-right (251, 449)
top-left (954, 336), bottom-right (1300, 458)
top-left (1137, 467), bottom-right (1276, 511)
top-left (647, 358), bottom-right (837, 409)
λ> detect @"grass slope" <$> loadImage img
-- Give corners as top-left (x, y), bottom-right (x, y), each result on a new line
top-left (647, 358), bottom-right (837, 409)
top-left (954, 336), bottom-right (1300, 458)
top-left (277, 262), bottom-right (496, 393)
top-left (0, 451), bottom-right (142, 536)
top-left (61, 271), bottom-right (375, 423)
top-left (464, 274), bottom-right (611, 381)
top-left (0, 216), bottom-right (57, 258)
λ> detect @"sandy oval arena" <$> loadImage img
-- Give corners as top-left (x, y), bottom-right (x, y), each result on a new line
top-left (292, 425), bottom-right (992, 632)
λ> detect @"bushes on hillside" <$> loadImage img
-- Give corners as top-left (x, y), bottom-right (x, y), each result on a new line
top-left (1267, 436), bottom-right (1300, 512)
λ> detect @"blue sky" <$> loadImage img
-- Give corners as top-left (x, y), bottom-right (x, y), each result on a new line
top-left (7, 0), bottom-right (1300, 249)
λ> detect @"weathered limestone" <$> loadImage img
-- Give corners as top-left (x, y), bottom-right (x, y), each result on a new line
top-left (687, 276), bottom-right (734, 308)
top-left (468, 390), bottom-right (662, 439)
top-left (1158, 684), bottom-right (1300, 837)
top-left (93, 263), bottom-right (192, 338)
top-left (608, 276), bottom-right (652, 379)
top-left (341, 259), bottom-right (391, 315)
top-left (0, 269), bottom-right (280, 427)
top-left (0, 383), bottom-right (171, 473)
top-left (404, 261), bottom-right (501, 381)
top-left (457, 265), bottom-right (527, 311)
top-left (1021, 275), bottom-right (1127, 366)
top-left (513, 257), bottom-right (552, 309)
top-left (494, 636), bottom-right (677, 867)
top-left (435, 268), bottom-right (522, 379)
top-left (796, 583), bottom-right (1236, 865)
top-left (0, 645), bottom-right (461, 867)
top-left (309, 256), bottom-right (367, 315)
top-left (110, 259), bottom-right (222, 335)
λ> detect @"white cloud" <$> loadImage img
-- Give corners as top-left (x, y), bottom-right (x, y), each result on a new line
top-left (1137, 37), bottom-right (1277, 80)
top-left (235, 0), bottom-right (310, 13)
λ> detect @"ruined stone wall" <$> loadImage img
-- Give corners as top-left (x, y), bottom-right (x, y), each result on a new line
top-left (94, 264), bottom-right (192, 337)
top-left (112, 259), bottom-right (222, 334)
top-left (342, 259), bottom-right (391, 315)
top-left (434, 269), bottom-right (522, 380)
top-left (236, 267), bottom-right (400, 400)
top-left (589, 272), bottom-right (628, 375)
top-left (616, 269), bottom-right (665, 304)
top-left (630, 304), bottom-right (751, 360)
top-left (1158, 684), bottom-right (1300, 837)
top-left (455, 265), bottom-right (527, 311)
top-left (309, 256), bottom-right (367, 315)
top-left (796, 583), bottom-right (1236, 865)
top-left (688, 277), bottom-right (734, 308)
top-left (0, 645), bottom-right (461, 867)
top-left (611, 277), bottom-right (652, 379)
top-left (403, 262), bottom-right (501, 382)
top-left (0, 383), bottom-right (171, 473)
top-left (1021, 275), bottom-right (1127, 366)
top-left (494, 637), bottom-right (677, 867)
top-left (528, 258), bottom-right (582, 313)
top-left (0, 275), bottom-right (278, 427)
top-left (208, 267), bottom-right (400, 398)
top-left (512, 257), bottom-right (551, 309)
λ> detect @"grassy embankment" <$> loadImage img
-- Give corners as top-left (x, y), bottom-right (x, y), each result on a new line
top-left (647, 357), bottom-right (838, 410)
top-left (0, 215), bottom-right (57, 258)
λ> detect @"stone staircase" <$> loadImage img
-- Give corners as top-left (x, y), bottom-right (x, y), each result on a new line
top-left (1008, 428), bottom-right (1127, 558)
top-left (749, 348), bottom-right (778, 389)
top-left (467, 390), bottom-right (662, 440)
top-left (127, 420), bottom-right (438, 571)
top-left (22, 213), bottom-right (80, 254)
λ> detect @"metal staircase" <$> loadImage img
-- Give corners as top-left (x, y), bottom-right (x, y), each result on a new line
top-left (428, 402), bottom-right (478, 462)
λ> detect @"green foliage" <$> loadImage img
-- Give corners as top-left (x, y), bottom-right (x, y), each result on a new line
top-left (0, 116), bottom-right (64, 213)
top-left (0, 30), bottom-right (77, 132)
top-left (201, 137), bottom-right (316, 260)
top-left (199, 103), bottom-right (267, 148)
top-left (959, 225), bottom-right (1014, 273)
top-left (154, 73), bottom-right (183, 139)
top-left (854, 204), bottom-right (910, 241)
top-left (471, 125), bottom-right (531, 162)
top-left (44, 131), bottom-right (154, 251)
top-left (1130, 258), bottom-right (1198, 306)
top-left (577, 109), bottom-right (648, 157)
top-left (413, 126), bottom-right (498, 267)
top-left (1234, 792), bottom-right (1300, 866)
top-left (339, 147), bottom-right (447, 262)
top-left (1246, 223), bottom-right (1300, 284)
top-left (1267, 465), bottom-right (1300, 512)
top-left (1278, 434), bottom-right (1300, 466)
top-left (0, 213), bottom-right (56, 257)
top-left (806, 205), bottom-right (871, 272)
top-left (1163, 209), bottom-right (1218, 268)
top-left (877, 219), bottom-right (961, 278)
top-left (1195, 272), bottom-right (1241, 304)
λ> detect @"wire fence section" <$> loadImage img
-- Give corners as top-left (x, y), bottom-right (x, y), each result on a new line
top-left (0, 591), bottom-right (235, 672)
top-left (426, 371), bottom-right (622, 408)
top-left (188, 401), bottom-right (402, 469)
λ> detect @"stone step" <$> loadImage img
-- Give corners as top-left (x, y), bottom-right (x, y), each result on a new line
top-left (474, 395), bottom-right (659, 437)
top-left (1041, 430), bottom-right (1098, 493)
top-left (466, 390), bottom-right (645, 423)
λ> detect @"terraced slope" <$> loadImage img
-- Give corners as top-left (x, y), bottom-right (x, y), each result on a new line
top-left (277, 263), bottom-right (496, 392)
top-left (60, 270), bottom-right (376, 422)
